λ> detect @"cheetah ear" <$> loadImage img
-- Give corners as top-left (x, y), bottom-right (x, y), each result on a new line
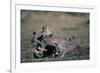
top-left (44, 24), bottom-right (48, 28)
top-left (42, 24), bottom-right (47, 29)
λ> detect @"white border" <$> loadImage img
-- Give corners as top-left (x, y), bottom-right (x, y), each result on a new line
top-left (11, 2), bottom-right (96, 73)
